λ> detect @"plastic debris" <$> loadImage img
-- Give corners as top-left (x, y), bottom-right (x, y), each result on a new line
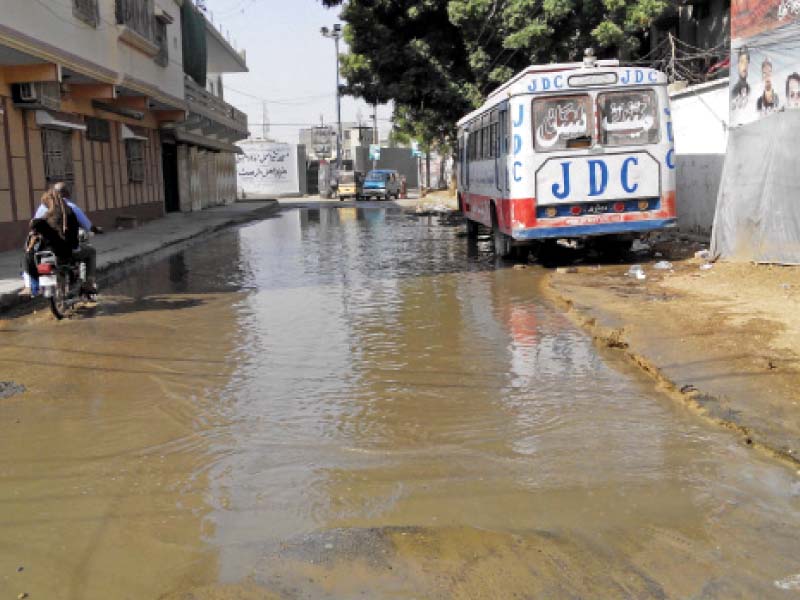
top-left (653, 260), bottom-right (673, 270)
top-left (775, 574), bottom-right (800, 590)
top-left (555, 266), bottom-right (578, 274)
top-left (699, 263), bottom-right (713, 271)
top-left (626, 265), bottom-right (646, 280)
top-left (631, 240), bottom-right (651, 252)
top-left (695, 249), bottom-right (711, 260)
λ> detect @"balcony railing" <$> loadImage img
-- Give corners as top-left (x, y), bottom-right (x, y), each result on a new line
top-left (115, 0), bottom-right (154, 41)
top-left (184, 76), bottom-right (248, 137)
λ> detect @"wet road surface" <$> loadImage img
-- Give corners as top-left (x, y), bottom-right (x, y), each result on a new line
top-left (1, 206), bottom-right (800, 599)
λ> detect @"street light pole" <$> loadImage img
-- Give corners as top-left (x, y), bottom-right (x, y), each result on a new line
top-left (321, 24), bottom-right (343, 178)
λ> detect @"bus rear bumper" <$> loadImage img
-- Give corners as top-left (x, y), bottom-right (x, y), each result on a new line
top-left (512, 218), bottom-right (677, 240)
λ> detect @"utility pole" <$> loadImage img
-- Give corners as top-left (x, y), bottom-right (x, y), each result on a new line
top-left (321, 24), bottom-right (343, 177)
top-left (261, 101), bottom-right (269, 140)
top-left (372, 102), bottom-right (378, 171)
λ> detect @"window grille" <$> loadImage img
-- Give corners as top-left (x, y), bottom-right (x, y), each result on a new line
top-left (154, 20), bottom-right (169, 67)
top-left (73, 0), bottom-right (99, 27)
top-left (116, 0), bottom-right (154, 40)
top-left (42, 129), bottom-right (74, 183)
top-left (125, 139), bottom-right (145, 183)
top-left (86, 118), bottom-right (111, 142)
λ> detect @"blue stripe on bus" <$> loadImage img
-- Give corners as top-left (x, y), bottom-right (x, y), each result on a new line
top-left (512, 218), bottom-right (676, 240)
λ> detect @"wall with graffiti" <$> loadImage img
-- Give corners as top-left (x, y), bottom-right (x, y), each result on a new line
top-left (236, 141), bottom-right (300, 197)
top-left (730, 0), bottom-right (800, 126)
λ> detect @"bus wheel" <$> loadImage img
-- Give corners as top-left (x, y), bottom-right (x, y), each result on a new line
top-left (491, 206), bottom-right (513, 259)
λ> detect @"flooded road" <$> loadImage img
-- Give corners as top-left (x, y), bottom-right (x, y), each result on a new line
top-left (1, 206), bottom-right (800, 599)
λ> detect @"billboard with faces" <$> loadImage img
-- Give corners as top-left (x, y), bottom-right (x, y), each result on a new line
top-left (730, 0), bottom-right (800, 126)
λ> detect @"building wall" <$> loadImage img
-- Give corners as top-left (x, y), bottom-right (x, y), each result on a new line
top-left (670, 79), bottom-right (729, 236)
top-left (670, 79), bottom-right (729, 154)
top-left (0, 0), bottom-right (185, 104)
top-left (676, 154), bottom-right (725, 236)
top-left (354, 147), bottom-right (419, 188)
top-left (176, 146), bottom-right (237, 211)
top-left (0, 95), bottom-right (164, 252)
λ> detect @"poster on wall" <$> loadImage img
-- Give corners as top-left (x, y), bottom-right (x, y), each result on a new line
top-left (730, 0), bottom-right (800, 126)
top-left (236, 142), bottom-right (299, 197)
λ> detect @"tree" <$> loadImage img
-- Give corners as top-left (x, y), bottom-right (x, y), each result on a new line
top-left (322, 0), bottom-right (670, 148)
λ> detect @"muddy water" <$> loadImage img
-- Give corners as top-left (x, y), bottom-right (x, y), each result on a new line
top-left (1, 207), bottom-right (799, 599)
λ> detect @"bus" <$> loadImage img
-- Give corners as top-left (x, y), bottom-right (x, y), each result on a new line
top-left (456, 50), bottom-right (677, 257)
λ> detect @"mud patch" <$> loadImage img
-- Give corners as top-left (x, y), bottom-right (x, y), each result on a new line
top-left (0, 381), bottom-right (25, 399)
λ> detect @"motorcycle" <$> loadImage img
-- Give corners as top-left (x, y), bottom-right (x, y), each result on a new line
top-left (34, 231), bottom-right (96, 320)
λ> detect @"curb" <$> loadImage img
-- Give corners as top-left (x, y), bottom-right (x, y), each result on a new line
top-left (0, 201), bottom-right (280, 317)
top-left (540, 273), bottom-right (800, 469)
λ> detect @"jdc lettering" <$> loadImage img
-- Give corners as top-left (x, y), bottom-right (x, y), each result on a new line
top-left (551, 157), bottom-right (640, 200)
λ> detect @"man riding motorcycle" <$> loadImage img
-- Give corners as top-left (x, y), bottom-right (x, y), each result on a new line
top-left (21, 182), bottom-right (102, 297)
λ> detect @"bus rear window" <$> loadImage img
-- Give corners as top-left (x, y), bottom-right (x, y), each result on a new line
top-left (598, 90), bottom-right (659, 146)
top-left (532, 95), bottom-right (592, 151)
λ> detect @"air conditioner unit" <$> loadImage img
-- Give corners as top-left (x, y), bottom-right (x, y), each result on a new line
top-left (12, 82), bottom-right (61, 111)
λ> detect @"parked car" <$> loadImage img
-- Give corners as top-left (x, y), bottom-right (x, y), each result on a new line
top-left (337, 170), bottom-right (364, 200)
top-left (362, 169), bottom-right (401, 201)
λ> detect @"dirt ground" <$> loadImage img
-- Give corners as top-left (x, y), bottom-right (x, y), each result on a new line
top-left (542, 232), bottom-right (800, 466)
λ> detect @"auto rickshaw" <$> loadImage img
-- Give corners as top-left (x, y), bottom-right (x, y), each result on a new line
top-left (337, 170), bottom-right (364, 201)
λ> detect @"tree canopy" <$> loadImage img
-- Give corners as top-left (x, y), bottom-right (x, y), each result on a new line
top-left (321, 0), bottom-right (671, 150)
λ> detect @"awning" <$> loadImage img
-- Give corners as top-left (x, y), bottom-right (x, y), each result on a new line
top-left (174, 128), bottom-right (244, 153)
top-left (121, 124), bottom-right (150, 142)
top-left (35, 110), bottom-right (87, 131)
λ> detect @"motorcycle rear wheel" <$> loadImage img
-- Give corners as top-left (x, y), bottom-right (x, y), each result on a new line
top-left (49, 272), bottom-right (69, 320)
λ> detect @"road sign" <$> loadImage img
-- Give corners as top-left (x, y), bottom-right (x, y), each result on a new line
top-left (369, 144), bottom-right (381, 160)
top-left (411, 141), bottom-right (422, 158)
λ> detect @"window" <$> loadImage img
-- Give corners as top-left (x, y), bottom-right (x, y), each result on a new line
top-left (42, 129), bottom-right (74, 183)
top-left (125, 139), bottom-right (145, 183)
top-left (532, 95), bottom-right (592, 151)
top-left (597, 90), bottom-right (659, 146)
top-left (116, 0), bottom-right (154, 40)
top-left (86, 118), bottom-right (111, 142)
top-left (73, 0), bottom-right (99, 27)
top-left (154, 19), bottom-right (168, 67)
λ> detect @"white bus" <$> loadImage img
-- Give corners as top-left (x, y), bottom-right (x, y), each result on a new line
top-left (456, 50), bottom-right (677, 257)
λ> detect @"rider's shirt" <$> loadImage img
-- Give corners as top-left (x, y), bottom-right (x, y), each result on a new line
top-left (34, 199), bottom-right (93, 249)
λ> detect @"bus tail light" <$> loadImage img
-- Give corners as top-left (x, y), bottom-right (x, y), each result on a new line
top-left (638, 200), bottom-right (650, 211)
top-left (570, 205), bottom-right (582, 216)
top-left (613, 202), bottom-right (625, 213)
top-left (545, 207), bottom-right (557, 218)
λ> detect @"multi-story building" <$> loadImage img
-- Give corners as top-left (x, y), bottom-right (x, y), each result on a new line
top-left (0, 0), bottom-right (248, 252)
top-left (165, 3), bottom-right (248, 212)
top-left (299, 122), bottom-right (376, 162)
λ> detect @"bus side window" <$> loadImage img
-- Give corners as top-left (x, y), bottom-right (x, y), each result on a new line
top-left (500, 109), bottom-right (508, 154)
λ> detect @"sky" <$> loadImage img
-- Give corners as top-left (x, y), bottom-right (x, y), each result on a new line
top-left (201, 0), bottom-right (394, 144)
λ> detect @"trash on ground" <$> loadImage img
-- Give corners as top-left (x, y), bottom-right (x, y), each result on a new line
top-left (653, 261), bottom-right (673, 270)
top-left (700, 263), bottom-right (713, 271)
top-left (775, 573), bottom-right (800, 590)
top-left (654, 252), bottom-right (663, 257)
top-left (0, 381), bottom-right (26, 400)
top-left (626, 265), bottom-right (646, 280)
top-left (631, 240), bottom-right (651, 252)
top-left (695, 249), bottom-right (711, 260)
top-left (556, 266), bottom-right (578, 274)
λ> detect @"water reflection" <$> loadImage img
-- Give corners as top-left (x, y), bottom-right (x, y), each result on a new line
top-left (198, 207), bottom-right (800, 596)
top-left (4, 206), bottom-right (798, 598)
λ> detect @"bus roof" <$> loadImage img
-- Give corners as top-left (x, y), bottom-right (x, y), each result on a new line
top-left (457, 62), bottom-right (668, 128)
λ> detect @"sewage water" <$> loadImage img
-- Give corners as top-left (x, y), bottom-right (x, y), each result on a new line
top-left (0, 207), bottom-right (799, 599)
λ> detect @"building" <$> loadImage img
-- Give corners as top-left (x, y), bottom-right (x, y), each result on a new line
top-left (299, 122), bottom-right (376, 162)
top-left (165, 3), bottom-right (248, 212)
top-left (0, 0), bottom-right (247, 253)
